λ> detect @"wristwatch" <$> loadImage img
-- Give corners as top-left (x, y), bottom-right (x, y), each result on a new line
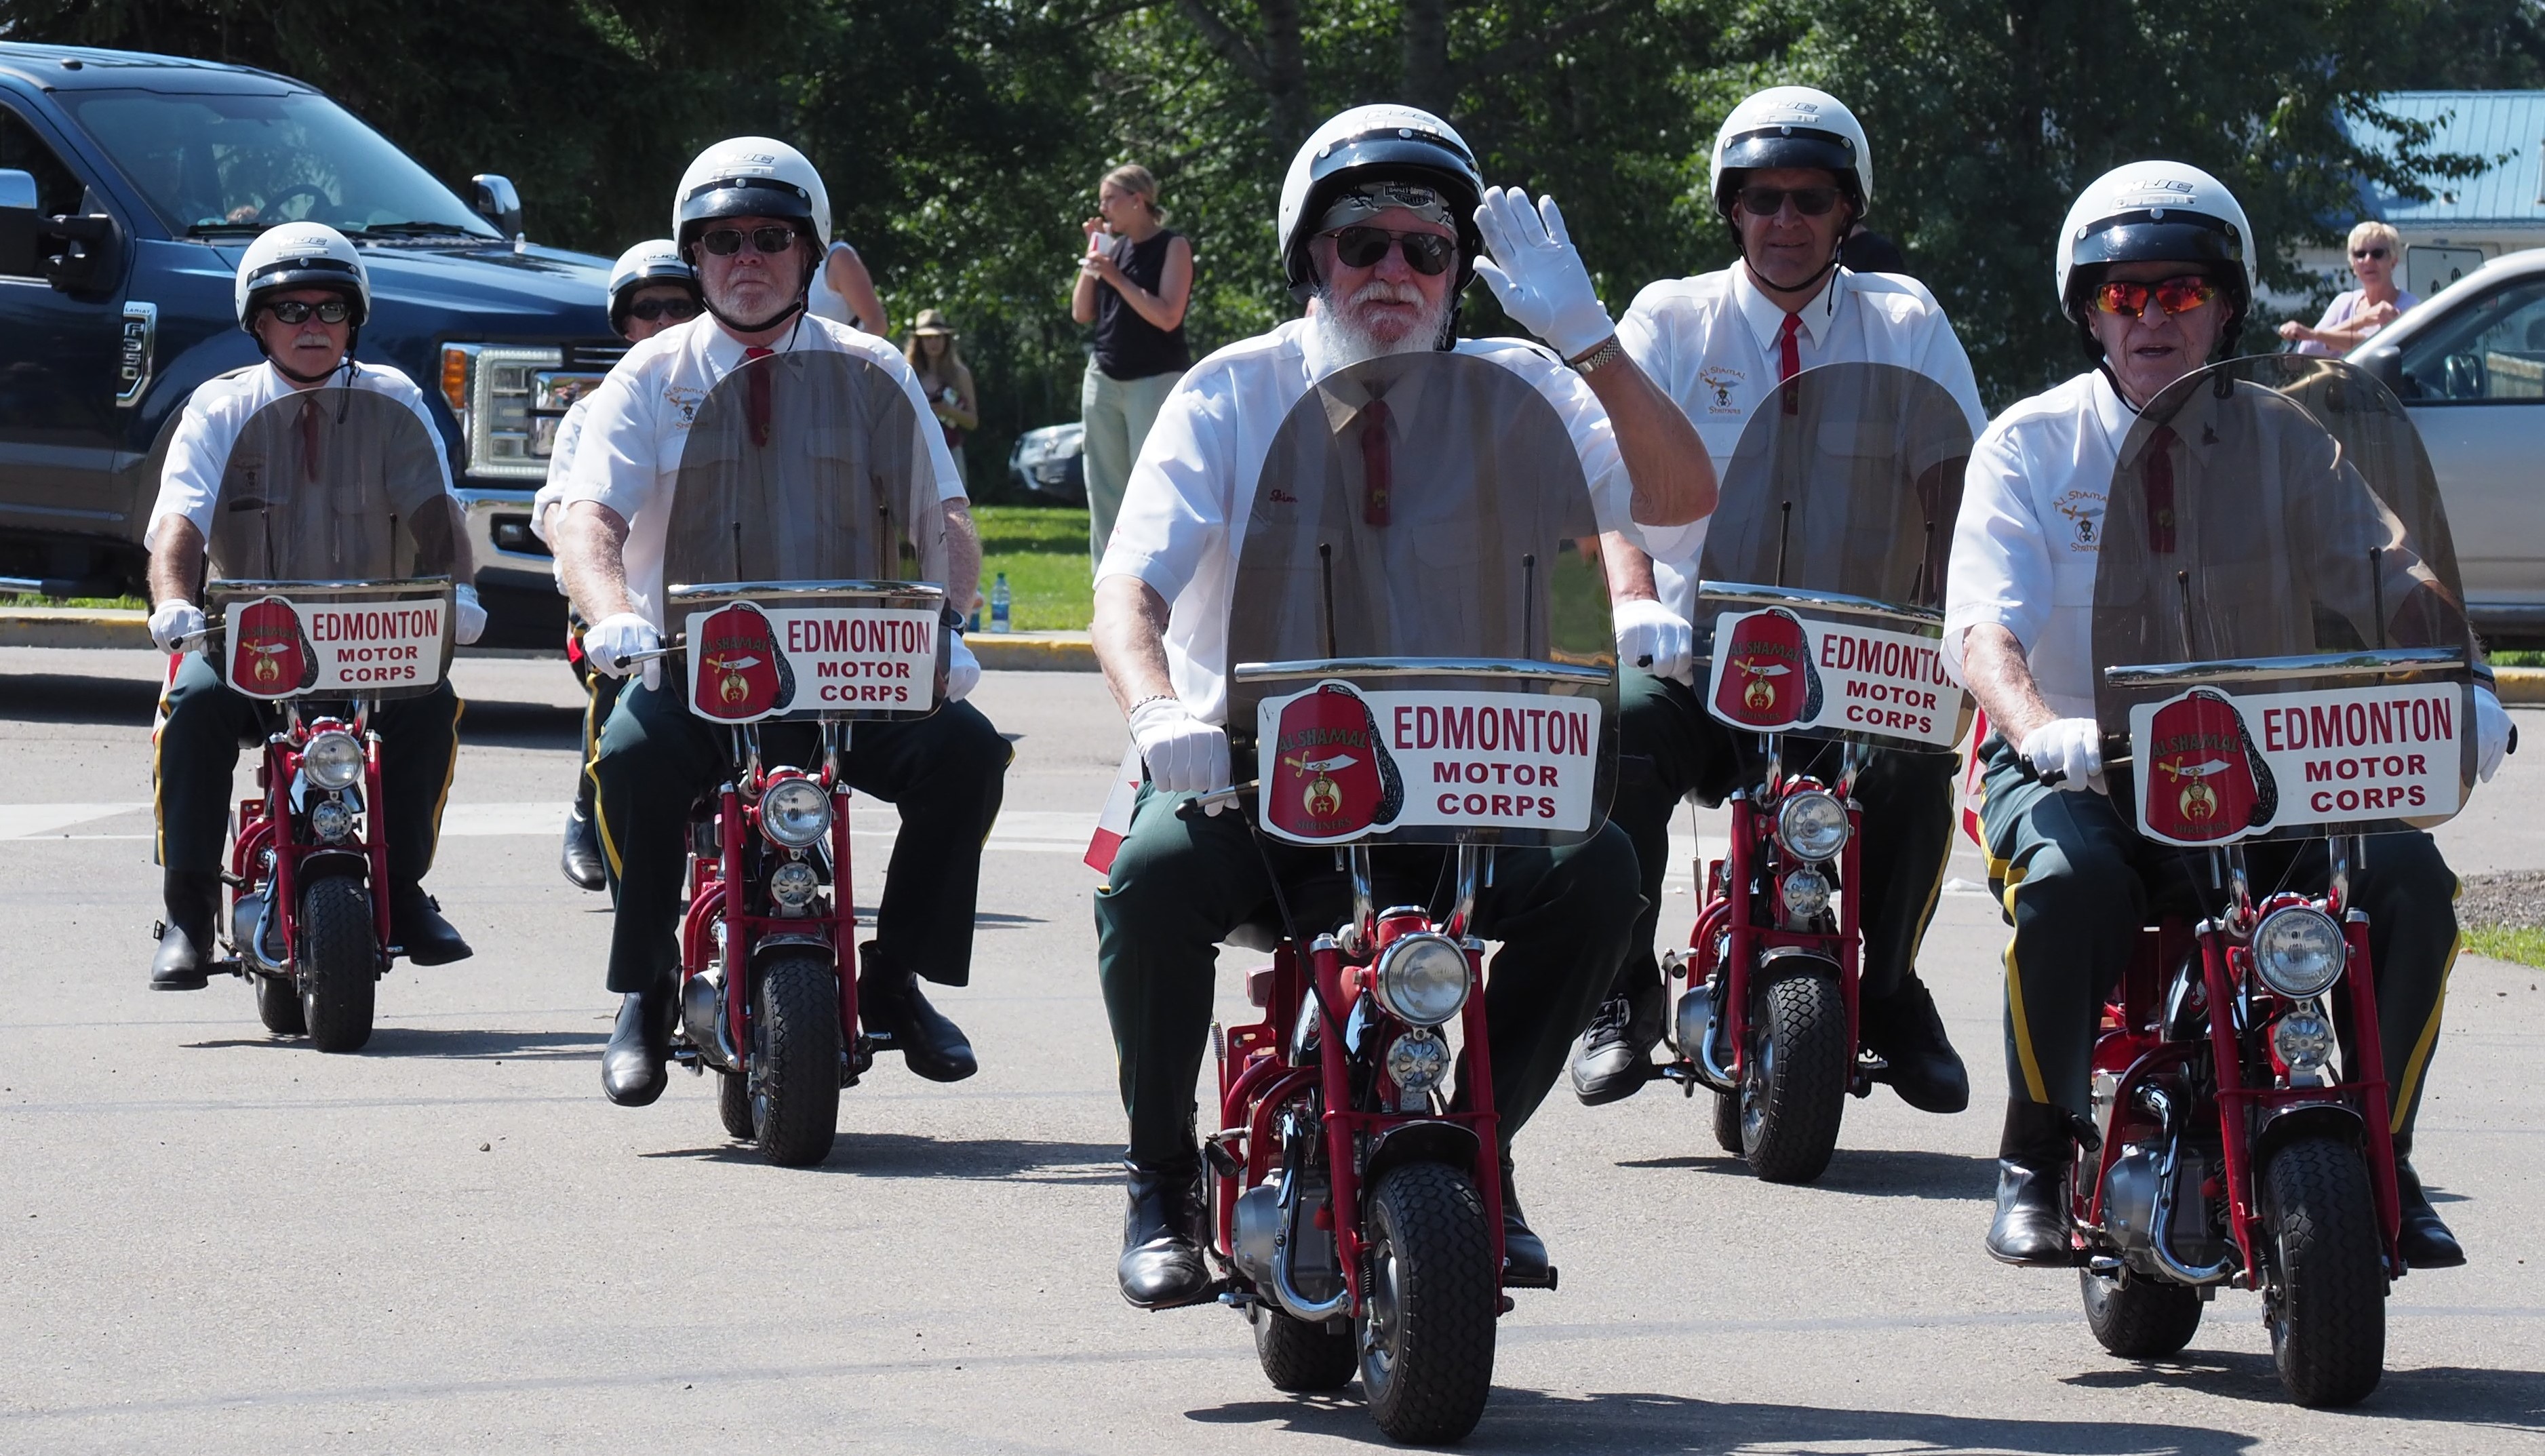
top-left (1569, 336), bottom-right (1625, 376)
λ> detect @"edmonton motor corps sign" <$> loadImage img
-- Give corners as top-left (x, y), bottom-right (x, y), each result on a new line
top-left (223, 594), bottom-right (446, 699)
top-left (2126, 682), bottom-right (2464, 846)
top-left (681, 602), bottom-right (939, 724)
top-left (1254, 680), bottom-right (1599, 845)
top-left (1703, 608), bottom-right (1963, 747)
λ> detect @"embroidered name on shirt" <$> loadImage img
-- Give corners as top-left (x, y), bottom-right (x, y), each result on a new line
top-left (2053, 488), bottom-right (2106, 551)
top-left (1699, 364), bottom-right (1745, 413)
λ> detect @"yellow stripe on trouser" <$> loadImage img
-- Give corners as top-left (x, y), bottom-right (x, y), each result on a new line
top-left (2388, 875), bottom-right (2464, 1133)
top-left (423, 696), bottom-right (465, 870)
top-left (2000, 864), bottom-right (2051, 1105)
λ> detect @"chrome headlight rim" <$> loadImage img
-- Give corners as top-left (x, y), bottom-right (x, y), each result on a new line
top-left (1774, 789), bottom-right (1850, 863)
top-left (2252, 905), bottom-right (2346, 998)
top-left (301, 730), bottom-right (365, 791)
top-left (1372, 932), bottom-right (1471, 1027)
top-left (759, 776), bottom-right (834, 849)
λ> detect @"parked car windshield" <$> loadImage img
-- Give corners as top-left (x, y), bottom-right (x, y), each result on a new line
top-left (2390, 271), bottom-right (2545, 404)
top-left (60, 87), bottom-right (501, 240)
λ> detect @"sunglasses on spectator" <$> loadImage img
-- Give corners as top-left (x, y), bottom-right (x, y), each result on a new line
top-left (2351, 246), bottom-right (2390, 260)
top-left (264, 298), bottom-right (351, 326)
top-left (1326, 227), bottom-right (1455, 276)
top-left (625, 296), bottom-right (700, 321)
top-left (1736, 184), bottom-right (1842, 217)
top-left (699, 226), bottom-right (800, 257)
top-left (2091, 275), bottom-right (2217, 320)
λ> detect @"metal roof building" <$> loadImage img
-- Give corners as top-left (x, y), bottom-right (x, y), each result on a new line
top-left (2329, 91), bottom-right (2545, 298)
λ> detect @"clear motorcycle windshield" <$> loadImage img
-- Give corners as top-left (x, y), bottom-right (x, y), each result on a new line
top-left (1226, 351), bottom-right (1615, 846)
top-left (2091, 357), bottom-right (2476, 836)
top-left (203, 388), bottom-right (456, 583)
top-left (664, 350), bottom-right (945, 588)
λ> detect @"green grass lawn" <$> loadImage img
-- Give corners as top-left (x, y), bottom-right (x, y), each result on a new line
top-left (0, 593), bottom-right (144, 610)
top-left (972, 505), bottom-right (1094, 632)
top-left (2493, 650), bottom-right (2544, 667)
top-left (2466, 924), bottom-right (2545, 968)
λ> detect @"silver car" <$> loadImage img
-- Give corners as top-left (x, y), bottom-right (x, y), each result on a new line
top-left (2352, 246), bottom-right (2545, 648)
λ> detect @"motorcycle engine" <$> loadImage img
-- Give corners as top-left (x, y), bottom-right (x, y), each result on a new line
top-left (2101, 1135), bottom-right (2224, 1274)
top-left (682, 968), bottom-right (734, 1071)
top-left (1233, 1167), bottom-right (1341, 1302)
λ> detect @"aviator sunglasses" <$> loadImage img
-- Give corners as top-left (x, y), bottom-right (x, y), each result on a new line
top-left (1325, 226), bottom-right (1455, 275)
top-left (1735, 184), bottom-right (1842, 217)
top-left (2091, 275), bottom-right (2217, 320)
top-left (264, 298), bottom-right (351, 326)
top-left (698, 225), bottom-right (800, 257)
top-left (625, 296), bottom-right (700, 321)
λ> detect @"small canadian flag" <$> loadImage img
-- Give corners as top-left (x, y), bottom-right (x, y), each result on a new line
top-left (1084, 743), bottom-right (1145, 875)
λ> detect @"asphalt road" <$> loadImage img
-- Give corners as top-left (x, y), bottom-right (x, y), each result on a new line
top-left (3, 646), bottom-right (2540, 1454)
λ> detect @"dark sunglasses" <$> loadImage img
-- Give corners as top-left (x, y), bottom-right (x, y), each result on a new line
top-left (1735, 184), bottom-right (1842, 218)
top-left (2092, 275), bottom-right (2217, 319)
top-left (625, 296), bottom-right (700, 321)
top-left (2350, 246), bottom-right (2389, 261)
top-left (265, 298), bottom-right (350, 326)
top-left (699, 226), bottom-right (800, 257)
top-left (1326, 227), bottom-right (1455, 276)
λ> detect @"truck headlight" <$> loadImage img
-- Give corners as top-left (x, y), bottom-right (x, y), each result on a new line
top-left (1775, 790), bottom-right (1849, 862)
top-left (302, 731), bottom-right (363, 791)
top-left (1373, 933), bottom-right (1469, 1027)
top-left (2253, 907), bottom-right (2345, 998)
top-left (759, 779), bottom-right (833, 849)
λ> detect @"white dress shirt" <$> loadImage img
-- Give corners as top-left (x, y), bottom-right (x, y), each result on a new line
top-left (146, 361), bottom-right (454, 550)
top-left (1096, 317), bottom-right (1700, 725)
top-left (529, 394), bottom-right (593, 587)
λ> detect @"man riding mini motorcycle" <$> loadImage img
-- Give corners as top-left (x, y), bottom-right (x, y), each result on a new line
top-left (553, 137), bottom-right (1004, 1108)
top-left (530, 239), bottom-right (703, 892)
top-left (1943, 160), bottom-right (2511, 1269)
top-left (145, 222), bottom-right (482, 989)
top-left (1562, 86), bottom-right (1987, 1114)
top-left (1089, 102), bottom-right (1718, 1310)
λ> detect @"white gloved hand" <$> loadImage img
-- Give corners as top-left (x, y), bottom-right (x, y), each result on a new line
top-left (943, 631), bottom-right (981, 702)
top-left (452, 585), bottom-right (486, 646)
top-left (2474, 684), bottom-right (2512, 783)
top-left (2019, 717), bottom-right (2105, 793)
top-left (1469, 186), bottom-right (1616, 361)
top-left (1612, 595), bottom-right (1694, 684)
top-left (149, 599), bottom-right (205, 653)
top-left (583, 610), bottom-right (662, 690)
top-left (1129, 694), bottom-right (1230, 805)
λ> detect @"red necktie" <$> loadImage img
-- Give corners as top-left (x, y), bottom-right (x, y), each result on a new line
top-left (2144, 425), bottom-right (2177, 552)
top-left (744, 345), bottom-right (774, 448)
top-left (297, 393), bottom-right (322, 482)
top-left (1777, 312), bottom-right (1802, 414)
top-left (1360, 397), bottom-right (1392, 527)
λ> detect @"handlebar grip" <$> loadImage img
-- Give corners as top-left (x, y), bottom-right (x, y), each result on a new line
top-left (1174, 784), bottom-right (1248, 821)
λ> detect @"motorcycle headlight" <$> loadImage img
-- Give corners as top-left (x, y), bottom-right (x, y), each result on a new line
top-left (1775, 790), bottom-right (1849, 862)
top-left (759, 779), bottom-right (833, 849)
top-left (2272, 1009), bottom-right (2335, 1077)
top-left (1373, 933), bottom-right (1470, 1027)
top-left (768, 859), bottom-right (821, 911)
top-left (1385, 1029), bottom-right (1450, 1098)
top-left (2253, 906), bottom-right (2346, 998)
top-left (302, 731), bottom-right (364, 791)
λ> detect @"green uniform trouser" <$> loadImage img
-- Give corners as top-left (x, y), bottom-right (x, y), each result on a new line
top-left (1604, 667), bottom-right (1958, 1010)
top-left (153, 650), bottom-right (460, 887)
top-left (1974, 736), bottom-right (2460, 1136)
top-left (1093, 784), bottom-right (1642, 1167)
top-left (591, 679), bottom-right (1010, 994)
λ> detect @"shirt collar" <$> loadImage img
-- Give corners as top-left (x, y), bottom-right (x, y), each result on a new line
top-left (1731, 262), bottom-right (1843, 355)
top-left (1314, 353), bottom-right (1431, 437)
top-left (2086, 369), bottom-right (2136, 450)
top-left (703, 313), bottom-right (812, 374)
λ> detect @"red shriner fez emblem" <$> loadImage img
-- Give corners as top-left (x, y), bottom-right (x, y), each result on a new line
top-left (1266, 683), bottom-right (1403, 842)
top-left (1713, 608), bottom-right (1819, 730)
top-left (231, 596), bottom-right (315, 695)
top-left (2142, 688), bottom-right (2275, 843)
top-left (691, 602), bottom-right (794, 722)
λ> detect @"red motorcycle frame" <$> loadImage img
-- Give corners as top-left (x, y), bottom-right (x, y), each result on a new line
top-left (228, 703), bottom-right (395, 970)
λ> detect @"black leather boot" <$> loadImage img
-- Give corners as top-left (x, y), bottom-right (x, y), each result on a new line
top-left (1860, 974), bottom-right (1971, 1114)
top-left (151, 870), bottom-right (220, 991)
top-left (1569, 974), bottom-right (1662, 1106)
top-left (2393, 1139), bottom-right (2465, 1268)
top-left (1986, 1099), bottom-right (2076, 1266)
top-left (858, 945), bottom-right (976, 1083)
top-left (600, 982), bottom-right (677, 1107)
top-left (390, 889), bottom-right (473, 966)
top-left (1118, 1157), bottom-right (1211, 1308)
top-left (559, 807), bottom-right (606, 892)
top-left (1499, 1155), bottom-right (1556, 1288)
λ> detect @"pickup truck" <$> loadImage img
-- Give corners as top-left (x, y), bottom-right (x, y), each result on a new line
top-left (0, 41), bottom-right (616, 648)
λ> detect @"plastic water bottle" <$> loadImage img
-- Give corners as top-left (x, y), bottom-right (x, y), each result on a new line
top-left (990, 572), bottom-right (1011, 633)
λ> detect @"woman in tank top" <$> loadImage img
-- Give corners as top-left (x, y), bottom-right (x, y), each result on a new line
top-left (1070, 163), bottom-right (1193, 568)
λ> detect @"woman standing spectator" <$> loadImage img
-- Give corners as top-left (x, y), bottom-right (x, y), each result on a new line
top-left (2280, 220), bottom-right (2418, 356)
top-left (1071, 163), bottom-right (1191, 566)
top-left (905, 309), bottom-right (979, 490)
top-left (809, 236), bottom-right (890, 336)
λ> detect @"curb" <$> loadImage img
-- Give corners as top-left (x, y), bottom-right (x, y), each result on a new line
top-left (969, 630), bottom-right (1094, 672)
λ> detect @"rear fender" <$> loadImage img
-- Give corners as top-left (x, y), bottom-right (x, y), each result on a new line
top-left (1359, 1118), bottom-right (1479, 1192)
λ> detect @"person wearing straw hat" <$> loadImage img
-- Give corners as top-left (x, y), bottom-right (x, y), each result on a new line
top-left (905, 309), bottom-right (978, 492)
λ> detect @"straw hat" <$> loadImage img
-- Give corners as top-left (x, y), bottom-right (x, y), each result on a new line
top-left (910, 309), bottom-right (957, 337)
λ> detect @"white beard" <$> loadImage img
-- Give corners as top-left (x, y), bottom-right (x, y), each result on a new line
top-left (1312, 279), bottom-right (1451, 370)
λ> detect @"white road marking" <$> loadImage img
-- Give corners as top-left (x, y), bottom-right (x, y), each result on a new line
top-left (0, 802), bottom-right (149, 838)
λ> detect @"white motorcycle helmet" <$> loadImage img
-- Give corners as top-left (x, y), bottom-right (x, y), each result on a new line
top-left (1707, 86), bottom-right (1874, 222)
top-left (234, 222), bottom-right (370, 331)
top-left (2055, 160), bottom-right (2256, 360)
top-left (672, 136), bottom-right (831, 330)
top-left (606, 238), bottom-right (698, 335)
top-left (1275, 103), bottom-right (1484, 311)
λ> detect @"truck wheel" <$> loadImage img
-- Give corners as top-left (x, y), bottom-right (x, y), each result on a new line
top-left (1737, 963), bottom-right (1848, 1183)
top-left (1357, 1161), bottom-right (1497, 1444)
top-left (2262, 1134), bottom-right (2386, 1406)
top-left (747, 953), bottom-right (842, 1167)
top-left (298, 877), bottom-right (376, 1054)
top-left (2080, 1268), bottom-right (2204, 1358)
top-left (716, 1067), bottom-right (755, 1140)
top-left (1253, 1305), bottom-right (1356, 1392)
top-left (254, 972), bottom-right (307, 1036)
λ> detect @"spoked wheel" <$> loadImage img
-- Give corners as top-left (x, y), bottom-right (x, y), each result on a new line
top-left (1735, 962), bottom-right (1849, 1183)
top-left (298, 876), bottom-right (377, 1053)
top-left (1253, 1305), bottom-right (1357, 1392)
top-left (715, 1065), bottom-right (755, 1140)
top-left (2080, 1268), bottom-right (2205, 1358)
top-left (252, 972), bottom-right (307, 1036)
top-left (1357, 1161), bottom-right (1498, 1444)
top-left (2261, 1134), bottom-right (2387, 1406)
top-left (746, 953), bottom-right (842, 1166)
